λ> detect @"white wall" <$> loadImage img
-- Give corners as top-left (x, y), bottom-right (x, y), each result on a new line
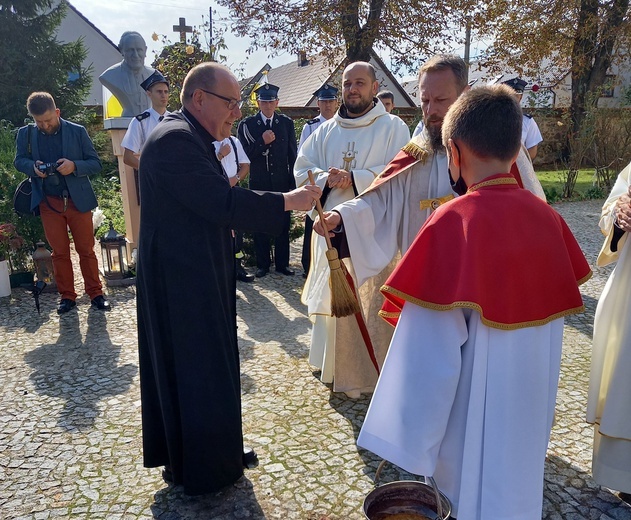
top-left (56, 4), bottom-right (122, 106)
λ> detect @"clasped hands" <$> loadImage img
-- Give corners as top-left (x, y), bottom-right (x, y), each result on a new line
top-left (327, 167), bottom-right (352, 190)
top-left (615, 186), bottom-right (631, 233)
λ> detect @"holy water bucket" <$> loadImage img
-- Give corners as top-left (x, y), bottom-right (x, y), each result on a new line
top-left (363, 460), bottom-right (452, 520)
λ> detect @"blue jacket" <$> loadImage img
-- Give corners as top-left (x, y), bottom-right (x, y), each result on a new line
top-left (14, 119), bottom-right (102, 213)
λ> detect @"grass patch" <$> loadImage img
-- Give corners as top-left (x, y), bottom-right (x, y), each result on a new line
top-left (535, 168), bottom-right (606, 202)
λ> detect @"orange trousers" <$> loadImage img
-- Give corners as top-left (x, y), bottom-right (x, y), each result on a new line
top-left (39, 197), bottom-right (103, 301)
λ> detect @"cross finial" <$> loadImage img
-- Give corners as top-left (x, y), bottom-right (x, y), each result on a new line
top-left (173, 17), bottom-right (193, 44)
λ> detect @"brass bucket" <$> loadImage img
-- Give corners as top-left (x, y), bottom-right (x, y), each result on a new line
top-left (363, 460), bottom-right (452, 520)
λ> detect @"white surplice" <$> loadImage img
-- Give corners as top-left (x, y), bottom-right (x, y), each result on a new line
top-left (586, 161), bottom-right (631, 493)
top-left (358, 303), bottom-right (564, 519)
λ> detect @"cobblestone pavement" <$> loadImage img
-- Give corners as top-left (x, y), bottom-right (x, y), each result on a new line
top-left (1, 199), bottom-right (631, 520)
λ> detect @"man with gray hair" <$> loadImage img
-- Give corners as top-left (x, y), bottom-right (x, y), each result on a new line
top-left (99, 31), bottom-right (154, 116)
top-left (136, 62), bottom-right (321, 496)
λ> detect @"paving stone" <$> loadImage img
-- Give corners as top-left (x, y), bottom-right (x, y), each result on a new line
top-left (1, 200), bottom-right (631, 518)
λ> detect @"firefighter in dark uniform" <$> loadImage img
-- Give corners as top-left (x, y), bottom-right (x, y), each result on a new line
top-left (238, 83), bottom-right (297, 277)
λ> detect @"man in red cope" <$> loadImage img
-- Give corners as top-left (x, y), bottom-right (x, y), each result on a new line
top-left (357, 85), bottom-right (592, 519)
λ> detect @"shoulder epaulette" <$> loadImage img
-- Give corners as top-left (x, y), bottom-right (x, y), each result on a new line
top-left (401, 140), bottom-right (430, 163)
top-left (524, 113), bottom-right (533, 119)
top-left (135, 111), bottom-right (150, 121)
top-left (307, 118), bottom-right (319, 125)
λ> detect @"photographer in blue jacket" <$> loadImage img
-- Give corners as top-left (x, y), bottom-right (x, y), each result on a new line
top-left (14, 92), bottom-right (110, 314)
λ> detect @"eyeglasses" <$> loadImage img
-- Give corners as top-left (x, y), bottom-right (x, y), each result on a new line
top-left (197, 88), bottom-right (243, 110)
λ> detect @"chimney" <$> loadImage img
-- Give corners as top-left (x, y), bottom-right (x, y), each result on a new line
top-left (298, 51), bottom-right (308, 67)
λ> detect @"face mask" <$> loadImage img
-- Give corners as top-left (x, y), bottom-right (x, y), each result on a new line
top-left (449, 168), bottom-right (468, 196)
top-left (448, 141), bottom-right (468, 196)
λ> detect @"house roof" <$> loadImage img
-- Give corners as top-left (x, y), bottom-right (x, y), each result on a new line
top-left (65, 1), bottom-right (120, 52)
top-left (240, 49), bottom-right (417, 108)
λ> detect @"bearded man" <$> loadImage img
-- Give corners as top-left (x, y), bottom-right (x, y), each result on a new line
top-left (294, 61), bottom-right (410, 398)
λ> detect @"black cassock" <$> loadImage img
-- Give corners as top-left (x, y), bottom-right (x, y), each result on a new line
top-left (137, 109), bottom-right (285, 495)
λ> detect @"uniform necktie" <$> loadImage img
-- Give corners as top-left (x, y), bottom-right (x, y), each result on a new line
top-left (265, 119), bottom-right (271, 129)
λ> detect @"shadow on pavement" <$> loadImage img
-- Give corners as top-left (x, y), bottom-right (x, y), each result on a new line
top-left (24, 309), bottom-right (137, 432)
top-left (236, 279), bottom-right (311, 357)
top-left (150, 476), bottom-right (266, 519)
top-left (544, 453), bottom-right (631, 517)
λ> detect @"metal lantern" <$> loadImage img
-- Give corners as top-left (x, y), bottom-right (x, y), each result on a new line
top-left (100, 223), bottom-right (129, 280)
top-left (32, 241), bottom-right (55, 285)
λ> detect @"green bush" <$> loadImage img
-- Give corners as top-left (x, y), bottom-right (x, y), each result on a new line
top-left (583, 185), bottom-right (606, 200)
top-left (543, 186), bottom-right (561, 204)
top-left (0, 121), bottom-right (46, 263)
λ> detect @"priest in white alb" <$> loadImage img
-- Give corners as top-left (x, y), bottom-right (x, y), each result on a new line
top-left (587, 160), bottom-right (631, 501)
top-left (294, 61), bottom-right (409, 397)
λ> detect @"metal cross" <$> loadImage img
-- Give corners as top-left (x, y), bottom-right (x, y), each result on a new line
top-left (173, 17), bottom-right (193, 43)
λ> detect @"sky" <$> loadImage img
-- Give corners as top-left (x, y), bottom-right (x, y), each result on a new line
top-left (67, 0), bottom-right (294, 78)
top-left (67, 0), bottom-right (483, 83)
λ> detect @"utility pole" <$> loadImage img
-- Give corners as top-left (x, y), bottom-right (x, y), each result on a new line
top-left (209, 6), bottom-right (214, 61)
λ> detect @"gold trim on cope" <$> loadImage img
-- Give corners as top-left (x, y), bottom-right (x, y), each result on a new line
top-left (420, 194), bottom-right (455, 211)
top-left (380, 285), bottom-right (586, 331)
top-left (468, 176), bottom-right (518, 192)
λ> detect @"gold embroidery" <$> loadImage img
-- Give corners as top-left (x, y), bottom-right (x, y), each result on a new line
top-left (401, 141), bottom-right (430, 163)
top-left (420, 194), bottom-right (455, 211)
top-left (468, 176), bottom-right (518, 192)
top-left (381, 285), bottom-right (586, 331)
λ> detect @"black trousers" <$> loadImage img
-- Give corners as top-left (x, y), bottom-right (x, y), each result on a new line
top-left (301, 215), bottom-right (313, 274)
top-left (253, 211), bottom-right (291, 270)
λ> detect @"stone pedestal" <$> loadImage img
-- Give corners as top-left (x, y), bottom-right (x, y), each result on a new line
top-left (104, 118), bottom-right (139, 251)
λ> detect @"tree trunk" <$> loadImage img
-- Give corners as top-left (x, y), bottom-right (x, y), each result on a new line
top-left (570, 0), bottom-right (629, 137)
top-left (340, 0), bottom-right (385, 63)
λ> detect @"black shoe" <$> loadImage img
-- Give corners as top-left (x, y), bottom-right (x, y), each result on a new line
top-left (619, 492), bottom-right (631, 504)
top-left (237, 268), bottom-right (255, 283)
top-left (162, 465), bottom-right (173, 484)
top-left (57, 299), bottom-right (76, 314)
top-left (91, 295), bottom-right (111, 311)
top-left (255, 268), bottom-right (268, 278)
top-left (275, 267), bottom-right (295, 276)
top-left (243, 446), bottom-right (258, 469)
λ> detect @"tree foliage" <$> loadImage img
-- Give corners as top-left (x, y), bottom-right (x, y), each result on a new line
top-left (472, 0), bottom-right (630, 137)
top-left (216, 0), bottom-right (475, 74)
top-left (0, 0), bottom-right (92, 125)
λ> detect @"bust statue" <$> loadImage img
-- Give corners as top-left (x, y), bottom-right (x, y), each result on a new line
top-left (99, 31), bottom-right (155, 117)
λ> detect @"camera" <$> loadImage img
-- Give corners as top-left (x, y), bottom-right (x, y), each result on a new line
top-left (37, 162), bottom-right (58, 176)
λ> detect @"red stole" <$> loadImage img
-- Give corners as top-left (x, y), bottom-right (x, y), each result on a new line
top-left (380, 175), bottom-right (592, 329)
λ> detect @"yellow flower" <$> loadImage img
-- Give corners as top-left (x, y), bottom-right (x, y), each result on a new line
top-left (152, 32), bottom-right (159, 42)
top-left (186, 45), bottom-right (194, 55)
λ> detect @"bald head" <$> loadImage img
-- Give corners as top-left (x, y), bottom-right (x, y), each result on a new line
top-left (181, 62), bottom-right (234, 106)
top-left (182, 62), bottom-right (242, 140)
top-left (343, 61), bottom-right (377, 83)
top-left (342, 61), bottom-right (379, 117)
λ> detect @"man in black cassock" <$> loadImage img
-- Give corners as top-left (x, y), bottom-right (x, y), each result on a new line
top-left (237, 83), bottom-right (298, 278)
top-left (136, 62), bottom-right (321, 496)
